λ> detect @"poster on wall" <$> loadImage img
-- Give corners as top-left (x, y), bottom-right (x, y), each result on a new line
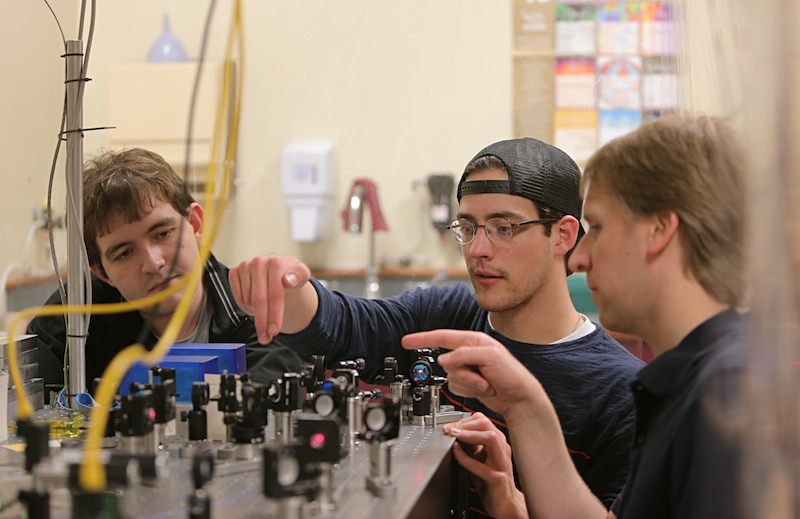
top-left (555, 109), bottom-right (598, 164)
top-left (599, 110), bottom-right (641, 146)
top-left (597, 2), bottom-right (642, 55)
top-left (641, 2), bottom-right (676, 55)
top-left (598, 56), bottom-right (642, 110)
top-left (642, 56), bottom-right (677, 109)
top-left (555, 3), bottom-right (596, 56)
top-left (555, 57), bottom-right (597, 109)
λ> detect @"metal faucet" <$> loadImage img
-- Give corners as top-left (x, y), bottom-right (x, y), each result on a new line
top-left (347, 183), bottom-right (366, 233)
top-left (341, 179), bottom-right (388, 299)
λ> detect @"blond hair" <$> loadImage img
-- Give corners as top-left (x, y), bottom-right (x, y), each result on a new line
top-left (582, 115), bottom-right (746, 307)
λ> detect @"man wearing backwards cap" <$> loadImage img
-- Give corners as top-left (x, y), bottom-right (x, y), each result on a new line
top-left (402, 116), bottom-right (748, 519)
top-left (230, 138), bottom-right (643, 517)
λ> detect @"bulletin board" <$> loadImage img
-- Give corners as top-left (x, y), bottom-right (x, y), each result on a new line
top-left (512, 0), bottom-right (677, 166)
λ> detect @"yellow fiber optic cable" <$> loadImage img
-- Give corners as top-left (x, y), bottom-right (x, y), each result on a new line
top-left (80, 0), bottom-right (246, 492)
top-left (8, 1), bottom-right (244, 491)
top-left (7, 275), bottom-right (193, 420)
top-left (5, 0), bottom-right (246, 492)
top-left (81, 262), bottom-right (205, 491)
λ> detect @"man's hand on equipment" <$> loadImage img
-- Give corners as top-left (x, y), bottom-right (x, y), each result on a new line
top-left (443, 413), bottom-right (528, 519)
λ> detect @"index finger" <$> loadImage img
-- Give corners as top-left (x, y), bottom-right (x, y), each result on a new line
top-left (401, 329), bottom-right (499, 351)
top-left (229, 256), bottom-right (287, 344)
top-left (262, 256), bottom-right (289, 343)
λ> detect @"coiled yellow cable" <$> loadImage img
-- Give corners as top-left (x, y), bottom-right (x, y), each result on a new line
top-left (79, 1), bottom-right (245, 492)
top-left (6, 0), bottom-right (245, 493)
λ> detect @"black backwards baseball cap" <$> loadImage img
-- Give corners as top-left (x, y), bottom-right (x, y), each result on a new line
top-left (457, 138), bottom-right (583, 225)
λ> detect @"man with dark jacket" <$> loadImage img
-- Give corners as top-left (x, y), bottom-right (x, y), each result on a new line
top-left (28, 148), bottom-right (302, 397)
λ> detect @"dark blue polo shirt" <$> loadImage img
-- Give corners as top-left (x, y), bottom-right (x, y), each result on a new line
top-left (612, 309), bottom-right (746, 518)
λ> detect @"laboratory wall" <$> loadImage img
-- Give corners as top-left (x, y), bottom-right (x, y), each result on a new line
top-left (2, 1), bottom-right (510, 286)
top-left (1, 2), bottom-right (77, 327)
top-left (2, 1), bottom-right (727, 319)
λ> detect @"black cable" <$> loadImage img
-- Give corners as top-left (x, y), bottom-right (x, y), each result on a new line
top-left (42, 0), bottom-right (66, 46)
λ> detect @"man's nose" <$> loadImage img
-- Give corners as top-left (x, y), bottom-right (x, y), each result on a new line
top-left (142, 245), bottom-right (166, 273)
top-left (467, 226), bottom-right (494, 257)
top-left (568, 239), bottom-right (590, 273)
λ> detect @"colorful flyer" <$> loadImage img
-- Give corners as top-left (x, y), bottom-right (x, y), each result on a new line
top-left (597, 2), bottom-right (644, 22)
top-left (556, 57), bottom-right (597, 108)
top-left (556, 4), bottom-right (597, 56)
top-left (641, 2), bottom-right (676, 55)
top-left (642, 56), bottom-right (677, 108)
top-left (599, 110), bottom-right (642, 146)
top-left (598, 2), bottom-right (643, 54)
top-left (598, 56), bottom-right (642, 109)
top-left (554, 109), bottom-right (599, 164)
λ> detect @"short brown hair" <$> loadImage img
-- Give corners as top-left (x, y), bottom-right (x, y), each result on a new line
top-left (83, 148), bottom-right (194, 268)
top-left (582, 115), bottom-right (746, 307)
top-left (462, 154), bottom-right (580, 275)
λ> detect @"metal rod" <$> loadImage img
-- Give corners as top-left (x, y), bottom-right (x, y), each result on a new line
top-left (65, 40), bottom-right (87, 406)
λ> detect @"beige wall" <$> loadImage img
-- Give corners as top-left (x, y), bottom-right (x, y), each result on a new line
top-left (2, 3), bottom-right (77, 279)
top-left (2, 1), bottom-right (729, 313)
top-left (2, 1), bottom-right (512, 296)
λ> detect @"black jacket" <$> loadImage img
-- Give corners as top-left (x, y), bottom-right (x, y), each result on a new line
top-left (28, 255), bottom-right (303, 395)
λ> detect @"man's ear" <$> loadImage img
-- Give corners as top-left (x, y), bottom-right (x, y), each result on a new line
top-left (188, 202), bottom-right (204, 243)
top-left (555, 215), bottom-right (581, 253)
top-left (90, 263), bottom-right (114, 287)
top-left (647, 210), bottom-right (680, 256)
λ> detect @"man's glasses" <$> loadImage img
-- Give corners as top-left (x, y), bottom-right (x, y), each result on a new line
top-left (447, 217), bottom-right (556, 245)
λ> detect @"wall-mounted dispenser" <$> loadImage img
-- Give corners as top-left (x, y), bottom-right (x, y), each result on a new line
top-left (280, 141), bottom-right (336, 242)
